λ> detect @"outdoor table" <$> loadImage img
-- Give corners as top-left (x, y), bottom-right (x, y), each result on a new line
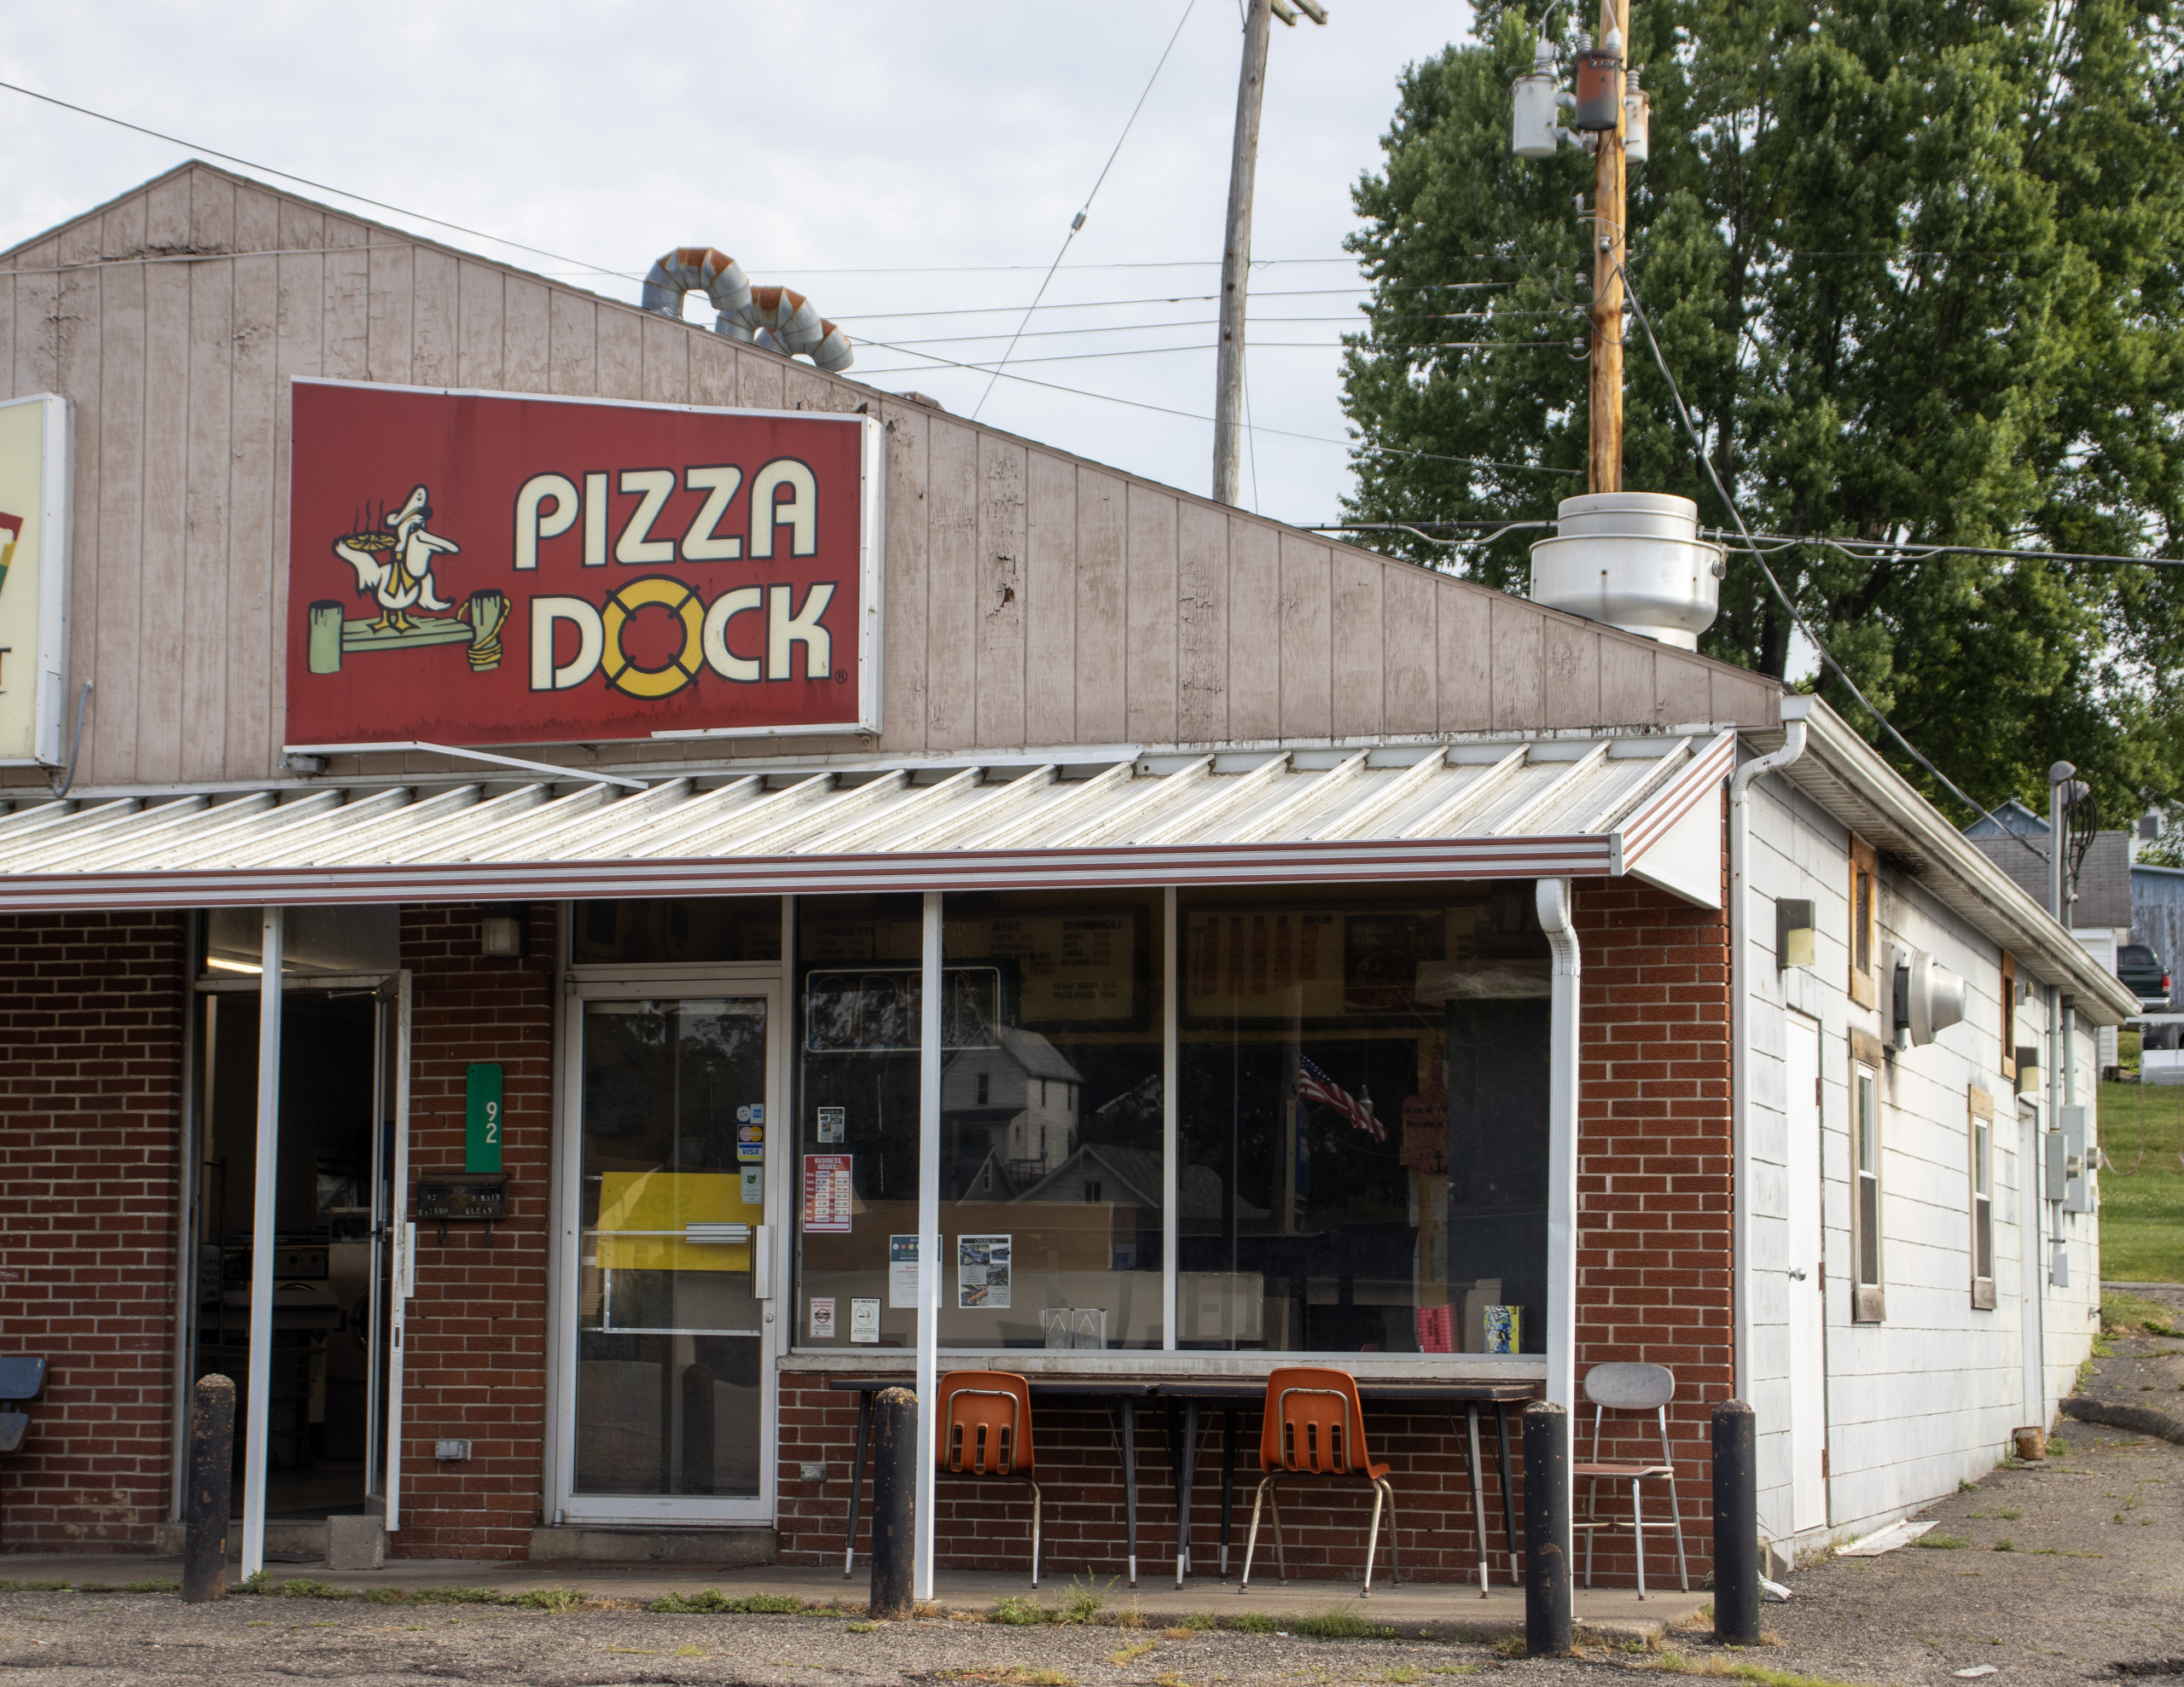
top-left (828, 1377), bottom-right (1160, 1586)
top-left (1150, 1381), bottom-right (1535, 1597)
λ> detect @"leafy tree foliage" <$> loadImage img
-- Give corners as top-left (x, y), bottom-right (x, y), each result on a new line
top-left (1341, 0), bottom-right (2184, 825)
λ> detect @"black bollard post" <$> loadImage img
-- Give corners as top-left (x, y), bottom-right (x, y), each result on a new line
top-left (1711, 1400), bottom-right (1760, 1644)
top-left (868, 1386), bottom-right (918, 1620)
top-left (1523, 1400), bottom-right (1571, 1657)
top-left (183, 1374), bottom-right (235, 1604)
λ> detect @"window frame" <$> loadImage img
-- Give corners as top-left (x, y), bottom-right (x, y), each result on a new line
top-left (1968, 1084), bottom-right (1995, 1310)
top-left (1999, 953), bottom-right (2018, 1083)
top-left (1849, 1029), bottom-right (1887, 1322)
top-left (1848, 836), bottom-right (1880, 1010)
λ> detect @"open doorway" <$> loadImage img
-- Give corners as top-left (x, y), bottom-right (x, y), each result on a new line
top-left (191, 900), bottom-right (402, 1532)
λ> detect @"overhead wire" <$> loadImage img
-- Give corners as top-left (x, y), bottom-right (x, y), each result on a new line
top-left (970, 0), bottom-right (1199, 418)
top-left (1618, 264), bottom-right (2052, 847)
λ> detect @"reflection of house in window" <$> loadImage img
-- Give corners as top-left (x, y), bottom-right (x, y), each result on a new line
top-left (942, 1026), bottom-right (1083, 1192)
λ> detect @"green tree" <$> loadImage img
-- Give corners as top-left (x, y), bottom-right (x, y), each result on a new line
top-left (1341, 0), bottom-right (2184, 826)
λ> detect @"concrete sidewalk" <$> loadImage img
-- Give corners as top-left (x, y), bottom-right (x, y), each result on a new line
top-left (0, 1552), bottom-right (1709, 1644)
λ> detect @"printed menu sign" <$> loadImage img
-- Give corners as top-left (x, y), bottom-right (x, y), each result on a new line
top-left (801, 1154), bottom-right (853, 1233)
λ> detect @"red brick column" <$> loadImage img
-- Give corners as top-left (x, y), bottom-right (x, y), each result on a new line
top-left (0, 911), bottom-right (187, 1553)
top-left (1572, 847), bottom-right (1734, 1585)
top-left (392, 903), bottom-right (557, 1559)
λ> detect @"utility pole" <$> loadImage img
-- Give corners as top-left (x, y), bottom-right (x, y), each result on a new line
top-left (1586, 0), bottom-right (1629, 494)
top-left (1213, 0), bottom-right (1326, 508)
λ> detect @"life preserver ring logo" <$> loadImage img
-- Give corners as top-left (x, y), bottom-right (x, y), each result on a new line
top-left (600, 577), bottom-right (706, 699)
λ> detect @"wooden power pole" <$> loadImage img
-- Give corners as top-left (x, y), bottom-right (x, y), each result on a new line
top-left (1588, 0), bottom-right (1630, 495)
top-left (1213, 0), bottom-right (1325, 508)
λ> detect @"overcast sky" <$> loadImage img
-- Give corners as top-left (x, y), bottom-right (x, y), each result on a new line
top-left (0, 1), bottom-right (1477, 529)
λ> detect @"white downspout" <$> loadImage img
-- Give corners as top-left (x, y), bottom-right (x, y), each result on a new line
top-left (1535, 877), bottom-right (1581, 1575)
top-left (1535, 878), bottom-right (1582, 1417)
top-left (1729, 718), bottom-right (1808, 1406)
top-left (914, 891), bottom-right (943, 1603)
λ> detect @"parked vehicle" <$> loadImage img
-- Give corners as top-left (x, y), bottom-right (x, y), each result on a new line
top-left (2118, 942), bottom-right (2173, 1007)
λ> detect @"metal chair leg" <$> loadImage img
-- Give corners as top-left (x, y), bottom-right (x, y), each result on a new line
top-left (1269, 1483), bottom-right (1287, 1585)
top-left (1665, 1471), bottom-right (1690, 1592)
top-left (1029, 1480), bottom-right (1043, 1588)
top-left (1239, 1476), bottom-right (1271, 1593)
top-left (1362, 1479), bottom-right (1385, 1598)
top-left (1583, 1471), bottom-right (1598, 1589)
top-left (1630, 1477), bottom-right (1647, 1601)
top-left (1384, 1482), bottom-right (1402, 1587)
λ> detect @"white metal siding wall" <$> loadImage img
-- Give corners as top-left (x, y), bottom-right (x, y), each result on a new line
top-left (1744, 774), bottom-right (2101, 1551)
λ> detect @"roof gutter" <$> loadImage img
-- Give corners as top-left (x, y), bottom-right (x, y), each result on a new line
top-left (1774, 697), bottom-right (2140, 1024)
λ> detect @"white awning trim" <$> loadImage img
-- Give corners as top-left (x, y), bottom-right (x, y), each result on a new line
top-left (0, 730), bottom-right (1736, 912)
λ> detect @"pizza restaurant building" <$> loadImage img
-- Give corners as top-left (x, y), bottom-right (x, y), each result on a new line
top-left (0, 165), bottom-right (2125, 1585)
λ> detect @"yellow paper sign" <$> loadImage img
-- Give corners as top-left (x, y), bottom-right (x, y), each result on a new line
top-left (594, 1170), bottom-right (760, 1272)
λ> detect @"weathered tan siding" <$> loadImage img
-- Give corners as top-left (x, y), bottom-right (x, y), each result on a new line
top-left (0, 163), bottom-right (1778, 790)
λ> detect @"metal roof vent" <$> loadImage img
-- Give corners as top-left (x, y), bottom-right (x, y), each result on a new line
top-left (1527, 491), bottom-right (1725, 651)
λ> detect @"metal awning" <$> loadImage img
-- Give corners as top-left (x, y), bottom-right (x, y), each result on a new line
top-left (0, 731), bottom-right (1735, 912)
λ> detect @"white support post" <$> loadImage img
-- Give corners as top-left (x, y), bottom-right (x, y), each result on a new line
top-left (241, 906), bottom-right (283, 1580)
top-left (1162, 887), bottom-right (1178, 1352)
top-left (915, 890), bottom-right (943, 1603)
top-left (1535, 879), bottom-right (1581, 1415)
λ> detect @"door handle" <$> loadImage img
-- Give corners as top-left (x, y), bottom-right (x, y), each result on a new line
top-left (1787, 1267), bottom-right (1809, 1282)
top-left (752, 1224), bottom-right (772, 1301)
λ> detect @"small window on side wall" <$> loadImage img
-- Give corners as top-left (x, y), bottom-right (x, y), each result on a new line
top-left (1968, 1085), bottom-right (1996, 1310)
top-left (1848, 836), bottom-right (1879, 1011)
top-left (1999, 954), bottom-right (2018, 1082)
top-left (1850, 1029), bottom-right (1887, 1322)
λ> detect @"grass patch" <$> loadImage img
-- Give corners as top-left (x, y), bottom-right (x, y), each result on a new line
top-left (124, 1580), bottom-right (178, 1594)
top-left (407, 1586), bottom-right (500, 1605)
top-left (274, 1578), bottom-right (351, 1600)
top-left (645, 1589), bottom-right (805, 1615)
top-left (1112, 1641), bottom-right (1158, 1664)
top-left (2104, 1286), bottom-right (2182, 1337)
top-left (937, 1671), bottom-right (1073, 1686)
top-left (1287, 1608), bottom-right (1394, 1641)
top-left (848, 1620), bottom-right (880, 1633)
top-left (508, 1586), bottom-right (584, 1611)
top-left (1654, 1653), bottom-right (1866, 1686)
top-left (1223, 1612), bottom-right (1275, 1633)
top-left (990, 1594), bottom-right (1047, 1626)
top-left (1914, 1533), bottom-right (1969, 1550)
top-left (1993, 1539), bottom-right (2016, 1552)
top-left (2097, 1078), bottom-right (2184, 1283)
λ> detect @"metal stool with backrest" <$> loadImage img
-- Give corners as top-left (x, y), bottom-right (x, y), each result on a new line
top-left (1572, 1361), bottom-right (1688, 1598)
top-left (1239, 1365), bottom-right (1399, 1597)
top-left (935, 1369), bottom-right (1043, 1586)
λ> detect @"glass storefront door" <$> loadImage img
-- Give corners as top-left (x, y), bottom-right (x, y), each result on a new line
top-left (555, 982), bottom-right (783, 1524)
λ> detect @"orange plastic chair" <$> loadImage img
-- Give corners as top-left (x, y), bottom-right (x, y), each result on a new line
top-left (1238, 1365), bottom-right (1399, 1597)
top-left (935, 1370), bottom-right (1043, 1586)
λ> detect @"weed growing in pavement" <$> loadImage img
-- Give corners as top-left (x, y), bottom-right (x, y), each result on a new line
top-left (1914, 1533), bottom-right (1968, 1550)
top-left (1223, 1613), bottom-right (1275, 1633)
top-left (848, 1621), bottom-right (880, 1633)
top-left (1287, 1608), bottom-right (1394, 1641)
top-left (234, 1571), bottom-right (272, 1593)
top-left (937, 1670), bottom-right (1074, 1686)
top-left (1163, 1627), bottom-right (1197, 1639)
top-left (275, 1579), bottom-right (350, 1599)
top-left (1653, 1652), bottom-right (1866, 1685)
top-left (990, 1594), bottom-right (1046, 1626)
top-left (1428, 1669), bottom-right (1482, 1678)
top-left (646, 1590), bottom-right (804, 1615)
top-left (1153, 1674), bottom-right (1191, 1687)
top-left (1111, 1641), bottom-right (1157, 1664)
top-left (508, 1587), bottom-right (584, 1612)
top-left (125, 1580), bottom-right (178, 1594)
top-left (75, 1582), bottom-right (113, 1593)
top-left (2050, 1436), bottom-right (2071, 1455)
top-left (1491, 1638), bottom-right (1526, 1658)
top-left (1993, 1540), bottom-right (2016, 1552)
top-left (1997, 1508), bottom-right (2022, 1520)
top-left (1958, 1479), bottom-right (1979, 1493)
top-left (1055, 1577), bottom-right (1110, 1624)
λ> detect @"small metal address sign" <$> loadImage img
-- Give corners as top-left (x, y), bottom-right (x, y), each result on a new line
top-left (466, 1063), bottom-right (503, 1174)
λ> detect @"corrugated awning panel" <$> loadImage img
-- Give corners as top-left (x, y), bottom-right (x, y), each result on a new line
top-left (0, 731), bottom-right (1734, 910)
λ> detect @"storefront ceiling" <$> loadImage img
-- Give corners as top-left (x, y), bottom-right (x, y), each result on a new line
top-left (0, 732), bottom-right (1734, 913)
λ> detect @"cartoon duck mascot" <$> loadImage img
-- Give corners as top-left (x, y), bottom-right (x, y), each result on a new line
top-left (332, 485), bottom-right (461, 634)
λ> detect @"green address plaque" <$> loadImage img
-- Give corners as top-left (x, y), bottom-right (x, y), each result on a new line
top-left (465, 1063), bottom-right (504, 1174)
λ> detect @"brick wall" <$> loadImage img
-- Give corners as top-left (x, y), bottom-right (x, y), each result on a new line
top-left (775, 867), bottom-right (1736, 1588)
top-left (0, 910), bottom-right (187, 1553)
top-left (392, 903), bottom-right (557, 1559)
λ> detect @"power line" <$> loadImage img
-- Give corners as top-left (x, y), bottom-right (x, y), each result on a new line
top-left (859, 339), bottom-right (1564, 374)
top-left (837, 281), bottom-right (1508, 323)
top-left (854, 331), bottom-right (1582, 476)
top-left (0, 77), bottom-right (636, 285)
top-left (972, 0), bottom-right (1199, 418)
top-left (1618, 264), bottom-right (2042, 842)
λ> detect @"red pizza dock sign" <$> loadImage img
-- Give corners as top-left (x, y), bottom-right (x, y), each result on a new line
top-left (284, 380), bottom-right (882, 750)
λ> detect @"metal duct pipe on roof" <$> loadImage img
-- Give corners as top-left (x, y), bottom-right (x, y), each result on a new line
top-left (640, 246), bottom-right (753, 321)
top-left (639, 253), bottom-right (854, 374)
